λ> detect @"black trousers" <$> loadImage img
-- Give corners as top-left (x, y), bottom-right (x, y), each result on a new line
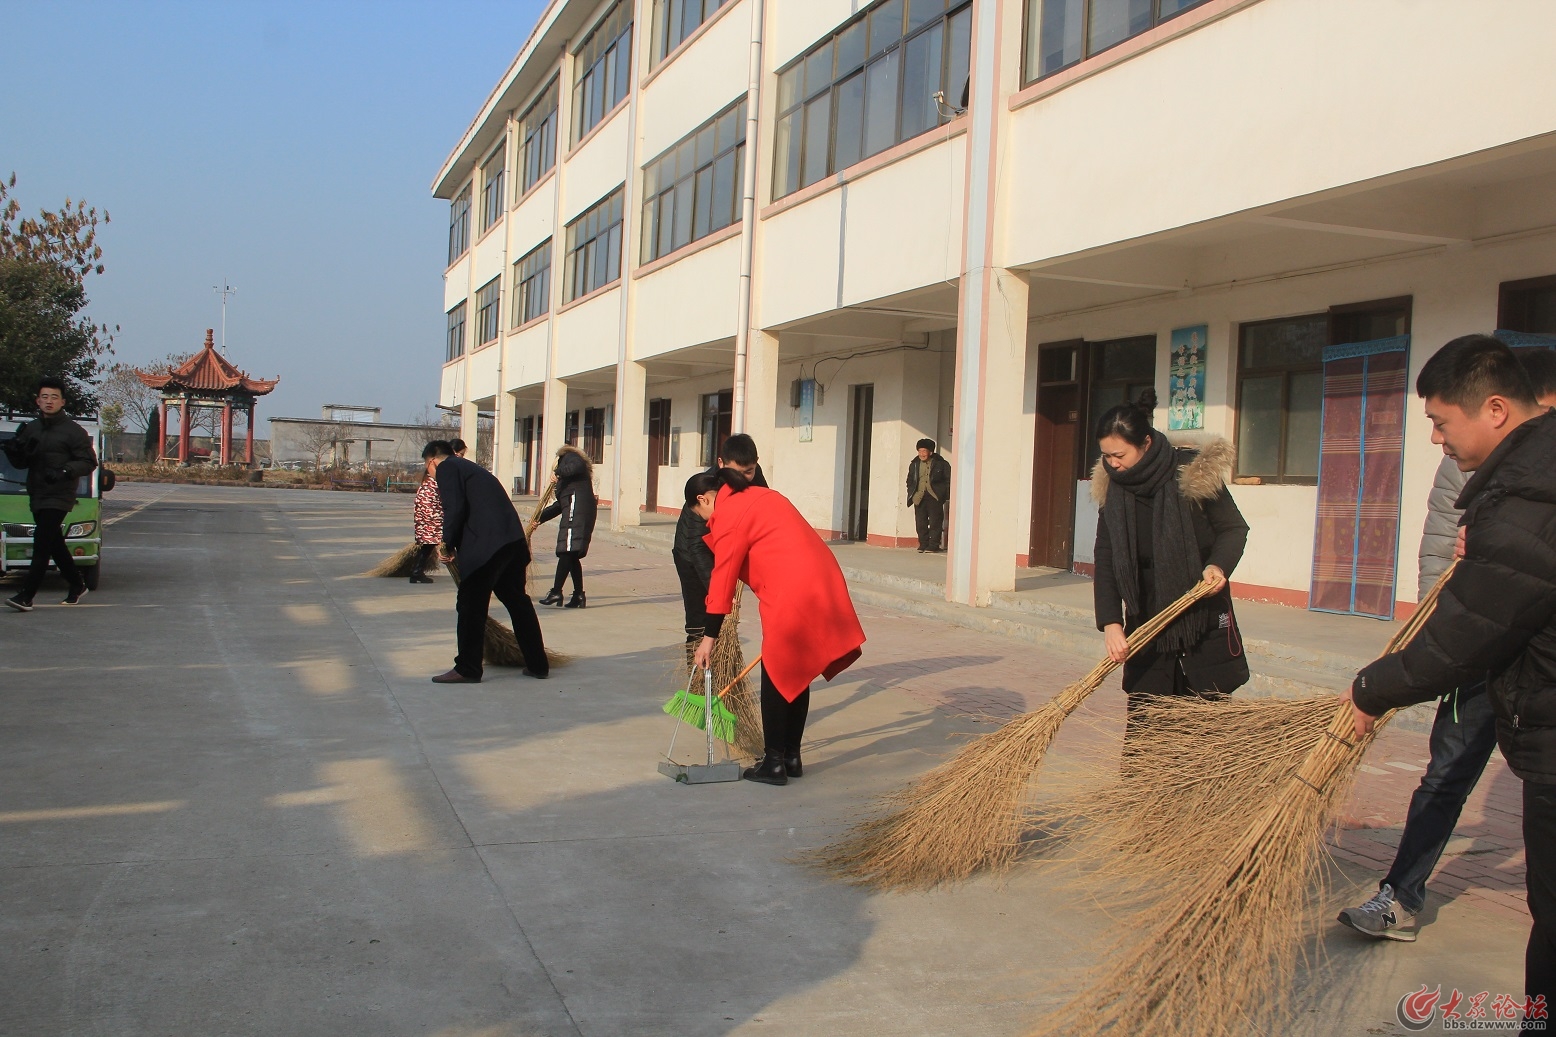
top-left (914, 497), bottom-right (945, 550)
top-left (22, 507), bottom-right (80, 598)
top-left (454, 540), bottom-right (547, 679)
top-left (552, 552), bottom-right (584, 594)
top-left (1525, 780), bottom-right (1556, 1032)
top-left (672, 553), bottom-right (708, 649)
top-left (758, 663), bottom-right (810, 755)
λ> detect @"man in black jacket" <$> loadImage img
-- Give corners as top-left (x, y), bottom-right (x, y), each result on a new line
top-left (906, 439), bottom-right (951, 553)
top-left (4, 377), bottom-right (98, 612)
top-left (424, 441), bottom-right (547, 683)
top-left (1349, 335), bottom-right (1556, 1023)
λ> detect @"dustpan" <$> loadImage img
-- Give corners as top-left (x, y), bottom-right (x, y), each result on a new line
top-left (659, 667), bottom-right (742, 784)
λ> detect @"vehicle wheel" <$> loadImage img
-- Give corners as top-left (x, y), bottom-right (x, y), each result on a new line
top-left (81, 559), bottom-right (100, 591)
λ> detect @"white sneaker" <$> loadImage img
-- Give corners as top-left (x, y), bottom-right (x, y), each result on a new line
top-left (1338, 883), bottom-right (1418, 942)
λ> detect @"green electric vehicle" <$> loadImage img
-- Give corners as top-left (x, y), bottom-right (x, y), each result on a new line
top-left (0, 409), bottom-right (108, 590)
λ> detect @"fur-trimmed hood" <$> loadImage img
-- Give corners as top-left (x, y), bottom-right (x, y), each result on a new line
top-left (555, 443), bottom-right (593, 482)
top-left (1089, 436), bottom-right (1235, 508)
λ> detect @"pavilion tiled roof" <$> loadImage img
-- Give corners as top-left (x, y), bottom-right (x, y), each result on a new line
top-left (136, 330), bottom-right (279, 396)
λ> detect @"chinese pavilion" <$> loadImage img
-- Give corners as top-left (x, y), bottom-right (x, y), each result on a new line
top-left (136, 330), bottom-right (279, 466)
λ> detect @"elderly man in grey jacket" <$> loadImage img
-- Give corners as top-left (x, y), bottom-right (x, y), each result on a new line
top-left (1339, 346), bottom-right (1556, 942)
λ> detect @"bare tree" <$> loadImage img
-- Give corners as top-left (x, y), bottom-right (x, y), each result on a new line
top-left (96, 362), bottom-right (161, 432)
top-left (295, 421), bottom-right (350, 471)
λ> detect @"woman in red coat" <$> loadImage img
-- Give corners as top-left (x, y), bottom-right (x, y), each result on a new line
top-left (690, 468), bottom-right (865, 786)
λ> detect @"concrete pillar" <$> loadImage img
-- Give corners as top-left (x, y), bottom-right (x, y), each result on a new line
top-left (459, 400), bottom-right (480, 466)
top-left (220, 402), bottom-right (233, 465)
top-left (611, 362), bottom-right (648, 529)
top-left (539, 377), bottom-right (568, 492)
top-left (946, 0), bottom-right (1028, 606)
top-left (741, 330), bottom-right (781, 474)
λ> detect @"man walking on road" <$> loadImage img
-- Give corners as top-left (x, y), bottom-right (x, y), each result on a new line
top-left (423, 441), bottom-right (548, 683)
top-left (3, 377), bottom-right (98, 612)
top-left (906, 439), bottom-right (950, 553)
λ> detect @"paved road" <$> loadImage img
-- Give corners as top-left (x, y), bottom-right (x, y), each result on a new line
top-left (0, 484), bottom-right (1527, 1036)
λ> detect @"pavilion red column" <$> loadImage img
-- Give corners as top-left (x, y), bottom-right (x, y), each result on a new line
top-left (157, 400), bottom-right (169, 461)
top-left (178, 396), bottom-right (192, 465)
top-left (220, 402), bottom-right (233, 465)
top-left (246, 404), bottom-right (256, 466)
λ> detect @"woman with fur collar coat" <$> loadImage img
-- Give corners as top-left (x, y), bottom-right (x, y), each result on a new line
top-left (1091, 389), bottom-right (1250, 712)
top-left (536, 444), bottom-right (598, 608)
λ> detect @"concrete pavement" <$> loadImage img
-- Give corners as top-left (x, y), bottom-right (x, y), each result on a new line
top-left (0, 483), bottom-right (1529, 1036)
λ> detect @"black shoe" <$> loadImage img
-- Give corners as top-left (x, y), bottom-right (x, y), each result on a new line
top-left (524, 667), bottom-right (549, 679)
top-left (408, 574), bottom-right (434, 584)
top-left (62, 585), bottom-right (88, 605)
top-left (564, 591), bottom-right (586, 609)
top-left (6, 594), bottom-right (33, 613)
top-left (538, 589), bottom-right (564, 607)
top-left (783, 751), bottom-right (803, 778)
top-left (742, 752), bottom-right (788, 786)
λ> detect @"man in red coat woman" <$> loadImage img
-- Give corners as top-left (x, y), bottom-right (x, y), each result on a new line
top-left (690, 468), bottom-right (865, 785)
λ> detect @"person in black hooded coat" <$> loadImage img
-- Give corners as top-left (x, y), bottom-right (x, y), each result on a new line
top-left (536, 444), bottom-right (597, 608)
top-left (1090, 390), bottom-right (1250, 738)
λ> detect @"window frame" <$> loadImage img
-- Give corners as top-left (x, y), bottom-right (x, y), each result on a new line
top-left (563, 188), bottom-right (626, 303)
top-left (518, 78), bottom-right (560, 198)
top-left (1083, 335), bottom-right (1157, 474)
top-left (650, 0), bottom-right (732, 69)
top-left (445, 301), bottom-right (468, 364)
top-left (640, 96), bottom-right (747, 263)
top-left (1021, 0), bottom-right (1211, 85)
top-left (573, 0), bottom-right (634, 145)
top-left (564, 409), bottom-right (581, 446)
top-left (512, 239), bottom-right (552, 327)
top-left (699, 389), bottom-right (733, 466)
top-left (447, 184), bottom-right (472, 266)
top-left (771, 0), bottom-right (973, 201)
top-left (1498, 274), bottom-right (1556, 335)
top-left (475, 276), bottom-right (502, 346)
top-left (1233, 313), bottom-right (1326, 486)
top-left (479, 142), bottom-right (506, 234)
top-left (582, 406), bottom-right (606, 464)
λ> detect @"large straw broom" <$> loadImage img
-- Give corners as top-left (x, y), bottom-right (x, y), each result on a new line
top-left (1028, 562), bottom-right (1457, 1037)
top-left (813, 578), bottom-right (1221, 891)
top-left (366, 543), bottom-right (422, 577)
top-left (711, 589), bottom-right (765, 759)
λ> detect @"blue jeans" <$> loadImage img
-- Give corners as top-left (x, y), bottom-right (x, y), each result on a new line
top-left (1382, 680), bottom-right (1498, 914)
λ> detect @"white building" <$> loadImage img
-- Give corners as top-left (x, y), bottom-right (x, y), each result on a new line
top-left (433, 0), bottom-right (1556, 619)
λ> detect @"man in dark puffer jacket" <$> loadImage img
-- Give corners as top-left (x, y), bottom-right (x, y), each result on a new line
top-left (1349, 335), bottom-right (1556, 1024)
top-left (3, 377), bottom-right (98, 611)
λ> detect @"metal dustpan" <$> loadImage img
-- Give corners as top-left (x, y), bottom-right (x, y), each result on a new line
top-left (659, 668), bottom-right (742, 784)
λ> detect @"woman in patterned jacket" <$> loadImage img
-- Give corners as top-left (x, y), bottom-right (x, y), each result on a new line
top-left (410, 445), bottom-right (446, 584)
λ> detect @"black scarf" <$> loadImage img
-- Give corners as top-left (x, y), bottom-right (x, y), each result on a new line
top-left (1102, 432), bottom-right (1211, 654)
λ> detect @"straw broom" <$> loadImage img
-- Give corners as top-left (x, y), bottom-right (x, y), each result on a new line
top-left (1029, 562), bottom-right (1457, 1037)
top-left (813, 578), bottom-right (1221, 892)
top-left (366, 543), bottom-right (421, 577)
top-left (711, 589), bottom-right (765, 759)
top-left (443, 555), bottom-right (569, 670)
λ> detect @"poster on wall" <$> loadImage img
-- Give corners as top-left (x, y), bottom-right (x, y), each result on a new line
top-left (1168, 325), bottom-right (1207, 431)
top-left (798, 378), bottom-right (815, 443)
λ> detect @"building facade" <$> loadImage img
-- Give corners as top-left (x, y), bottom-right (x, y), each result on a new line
top-left (434, 0), bottom-right (1556, 618)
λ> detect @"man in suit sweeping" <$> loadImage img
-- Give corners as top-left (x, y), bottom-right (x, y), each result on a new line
top-left (423, 441), bottom-right (548, 683)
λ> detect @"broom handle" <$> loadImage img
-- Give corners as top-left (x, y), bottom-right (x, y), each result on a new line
top-left (1074, 578), bottom-right (1221, 689)
top-left (715, 656), bottom-right (762, 700)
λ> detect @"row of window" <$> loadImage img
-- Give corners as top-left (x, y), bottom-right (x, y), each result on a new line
top-left (641, 98), bottom-right (746, 262)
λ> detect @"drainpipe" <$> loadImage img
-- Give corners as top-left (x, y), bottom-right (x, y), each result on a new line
top-left (731, 0), bottom-right (764, 432)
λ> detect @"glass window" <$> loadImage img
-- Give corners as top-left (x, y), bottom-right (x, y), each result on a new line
top-left (564, 188), bottom-right (625, 301)
top-left (699, 390), bottom-right (733, 466)
top-left (1024, 0), bottom-right (1208, 82)
top-left (582, 407), bottom-right (606, 463)
top-left (519, 79), bottom-right (559, 196)
top-left (772, 0), bottom-right (973, 200)
top-left (512, 239), bottom-right (551, 326)
top-left (652, 0), bottom-right (732, 67)
top-left (475, 276), bottom-right (501, 345)
top-left (1235, 314), bottom-right (1326, 483)
top-left (1499, 275), bottom-right (1556, 334)
top-left (479, 143), bottom-right (506, 233)
top-left (573, 1), bottom-right (633, 143)
top-left (447, 185), bottom-right (471, 265)
top-left (446, 302), bottom-right (467, 363)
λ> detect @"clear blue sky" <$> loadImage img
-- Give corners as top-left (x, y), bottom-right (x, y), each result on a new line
top-left (1, 0), bottom-right (548, 426)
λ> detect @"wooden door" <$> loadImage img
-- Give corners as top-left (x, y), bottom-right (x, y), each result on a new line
top-left (646, 399), bottom-right (669, 510)
top-left (1030, 341), bottom-right (1084, 569)
top-left (846, 384), bottom-right (875, 541)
